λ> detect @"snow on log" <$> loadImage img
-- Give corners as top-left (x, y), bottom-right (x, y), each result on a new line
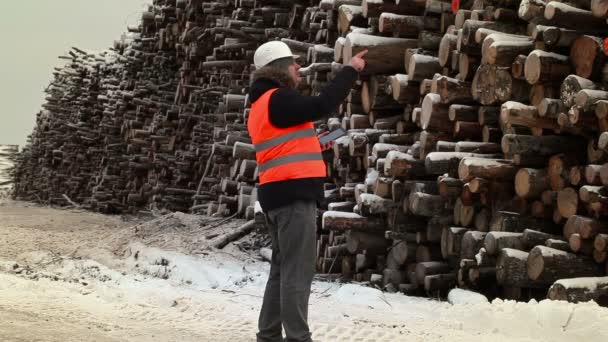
top-left (548, 277), bottom-right (608, 305)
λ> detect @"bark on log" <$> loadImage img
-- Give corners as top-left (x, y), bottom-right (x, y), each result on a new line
top-left (575, 89), bottom-right (608, 113)
top-left (346, 230), bottom-right (389, 254)
top-left (416, 244), bottom-right (443, 262)
top-left (541, 26), bottom-right (583, 48)
top-left (515, 168), bottom-right (549, 199)
top-left (384, 151), bottom-right (426, 177)
top-left (415, 261), bottom-right (451, 285)
top-left (420, 93), bottom-right (453, 132)
top-left (484, 232), bottom-right (525, 255)
top-left (500, 101), bottom-right (559, 131)
top-left (458, 157), bottom-right (517, 182)
top-left (233, 142), bottom-right (256, 160)
top-left (427, 215), bottom-right (452, 242)
top-left (211, 220), bottom-right (256, 249)
top-left (462, 19), bottom-right (525, 47)
top-left (561, 75), bottom-right (600, 108)
top-left (343, 33), bottom-right (418, 74)
top-left (449, 104), bottom-right (479, 122)
top-left (546, 238), bottom-right (571, 251)
top-left (461, 231), bottom-right (487, 259)
top-left (424, 273), bottom-right (457, 294)
top-left (544, 2), bottom-right (606, 31)
top-left (501, 134), bottom-right (587, 156)
top-left (362, 0), bottom-right (426, 17)
top-left (522, 229), bottom-right (563, 248)
top-left (538, 98), bottom-right (566, 118)
top-left (409, 191), bottom-right (448, 217)
top-left (490, 211), bottom-right (559, 234)
top-left (322, 211), bottom-right (385, 232)
top-left (441, 226), bottom-right (469, 259)
top-left (408, 55), bottom-right (442, 82)
top-left (527, 245), bottom-right (604, 285)
top-left (378, 14), bottom-right (440, 36)
top-left (418, 30), bottom-right (443, 51)
top-left (457, 142), bottom-right (502, 154)
top-left (497, 248), bottom-right (545, 288)
top-left (485, 39), bottom-right (535, 67)
top-left (425, 152), bottom-right (502, 176)
top-left (436, 77), bottom-right (474, 104)
top-left (524, 50), bottom-right (571, 85)
top-left (358, 193), bottom-right (394, 215)
top-left (387, 74), bottom-right (420, 104)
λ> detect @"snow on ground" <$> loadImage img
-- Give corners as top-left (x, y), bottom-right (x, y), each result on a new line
top-left (446, 297), bottom-right (608, 341)
top-left (0, 199), bottom-right (607, 341)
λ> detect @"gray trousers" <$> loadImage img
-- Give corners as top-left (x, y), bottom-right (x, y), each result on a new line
top-left (257, 200), bottom-right (317, 342)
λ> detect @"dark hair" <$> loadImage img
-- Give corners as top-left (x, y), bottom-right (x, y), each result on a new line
top-left (267, 56), bottom-right (295, 71)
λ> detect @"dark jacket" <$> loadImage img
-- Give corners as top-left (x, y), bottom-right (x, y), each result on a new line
top-left (249, 65), bottom-right (358, 212)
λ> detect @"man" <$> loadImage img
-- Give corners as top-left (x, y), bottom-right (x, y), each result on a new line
top-left (247, 40), bottom-right (367, 342)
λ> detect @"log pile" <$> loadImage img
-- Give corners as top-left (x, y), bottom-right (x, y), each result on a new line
top-left (0, 145), bottom-right (18, 194)
top-left (12, 0), bottom-right (303, 216)
top-left (316, 0), bottom-right (608, 303)
top-left (10, 0), bottom-right (608, 305)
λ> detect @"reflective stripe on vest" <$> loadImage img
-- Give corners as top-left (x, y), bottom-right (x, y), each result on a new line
top-left (253, 128), bottom-right (317, 152)
top-left (257, 152), bottom-right (323, 172)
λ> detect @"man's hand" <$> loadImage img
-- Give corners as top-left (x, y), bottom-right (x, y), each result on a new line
top-left (350, 50), bottom-right (368, 72)
top-left (318, 131), bottom-right (334, 152)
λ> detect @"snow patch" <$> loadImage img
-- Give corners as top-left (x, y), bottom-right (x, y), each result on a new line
top-left (379, 12), bottom-right (408, 20)
top-left (346, 32), bottom-right (410, 47)
top-left (332, 284), bottom-right (392, 309)
top-left (123, 241), bottom-right (268, 290)
top-left (448, 288), bottom-right (489, 305)
top-left (444, 298), bottom-right (608, 341)
top-left (322, 211), bottom-right (361, 219)
top-left (335, 135), bottom-right (349, 147)
top-left (254, 201), bottom-right (263, 214)
top-left (554, 276), bottom-right (608, 292)
top-left (425, 151), bottom-right (472, 162)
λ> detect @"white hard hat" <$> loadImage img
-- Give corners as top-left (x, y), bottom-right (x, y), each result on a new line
top-left (253, 41), bottom-right (299, 69)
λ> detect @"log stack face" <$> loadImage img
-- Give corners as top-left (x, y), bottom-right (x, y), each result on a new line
top-left (0, 145), bottom-right (18, 195)
top-left (10, 0), bottom-right (608, 304)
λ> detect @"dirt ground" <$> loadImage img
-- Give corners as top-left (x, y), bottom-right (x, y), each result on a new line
top-left (0, 199), bottom-right (606, 342)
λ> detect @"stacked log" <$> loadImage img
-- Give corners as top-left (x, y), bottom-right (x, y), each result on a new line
top-left (10, 0), bottom-right (608, 304)
top-left (0, 145), bottom-right (18, 195)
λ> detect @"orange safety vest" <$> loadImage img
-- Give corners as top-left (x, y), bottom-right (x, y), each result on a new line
top-left (248, 88), bottom-right (327, 185)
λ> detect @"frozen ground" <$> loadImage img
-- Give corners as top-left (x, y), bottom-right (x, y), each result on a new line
top-left (0, 199), bottom-right (607, 342)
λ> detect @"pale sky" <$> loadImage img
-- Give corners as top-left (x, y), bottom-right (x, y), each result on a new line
top-left (0, 0), bottom-right (149, 146)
